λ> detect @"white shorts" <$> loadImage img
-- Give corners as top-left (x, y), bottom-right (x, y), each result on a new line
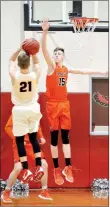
top-left (12, 102), bottom-right (42, 136)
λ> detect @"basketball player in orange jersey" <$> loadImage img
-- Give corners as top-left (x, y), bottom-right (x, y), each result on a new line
top-left (41, 19), bottom-right (108, 185)
top-left (9, 47), bottom-right (44, 183)
top-left (1, 115), bottom-right (52, 203)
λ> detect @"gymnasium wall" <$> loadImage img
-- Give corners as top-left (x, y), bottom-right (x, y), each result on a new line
top-left (1, 1), bottom-right (108, 188)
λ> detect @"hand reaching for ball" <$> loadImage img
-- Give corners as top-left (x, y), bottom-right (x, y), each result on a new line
top-left (42, 19), bottom-right (50, 31)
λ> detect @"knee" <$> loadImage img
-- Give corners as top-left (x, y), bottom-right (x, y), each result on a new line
top-left (14, 162), bottom-right (22, 175)
top-left (61, 129), bottom-right (70, 144)
top-left (41, 159), bottom-right (48, 171)
top-left (29, 133), bottom-right (37, 143)
top-left (29, 132), bottom-right (40, 153)
top-left (51, 130), bottom-right (58, 146)
top-left (16, 136), bottom-right (24, 144)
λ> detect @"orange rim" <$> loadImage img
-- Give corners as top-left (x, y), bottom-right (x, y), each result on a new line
top-left (71, 17), bottom-right (98, 29)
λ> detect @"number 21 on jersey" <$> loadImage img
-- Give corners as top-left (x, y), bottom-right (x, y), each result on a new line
top-left (20, 81), bottom-right (32, 92)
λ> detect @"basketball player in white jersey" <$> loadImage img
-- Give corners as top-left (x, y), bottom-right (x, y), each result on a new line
top-left (9, 46), bottom-right (44, 183)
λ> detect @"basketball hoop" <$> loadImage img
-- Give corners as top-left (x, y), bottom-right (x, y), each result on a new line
top-left (71, 17), bottom-right (99, 33)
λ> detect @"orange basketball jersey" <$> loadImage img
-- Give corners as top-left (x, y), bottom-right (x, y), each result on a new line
top-left (46, 65), bottom-right (68, 101)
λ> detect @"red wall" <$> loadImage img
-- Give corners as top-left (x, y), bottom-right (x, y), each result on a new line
top-left (1, 93), bottom-right (108, 188)
top-left (90, 136), bottom-right (108, 184)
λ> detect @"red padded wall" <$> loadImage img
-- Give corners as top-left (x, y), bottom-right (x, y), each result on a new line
top-left (89, 136), bottom-right (108, 184)
top-left (1, 92), bottom-right (108, 188)
top-left (1, 93), bottom-right (14, 179)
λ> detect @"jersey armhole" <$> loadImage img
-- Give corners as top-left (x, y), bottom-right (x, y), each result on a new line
top-left (47, 66), bottom-right (54, 76)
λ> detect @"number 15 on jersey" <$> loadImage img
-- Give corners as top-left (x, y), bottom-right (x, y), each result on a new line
top-left (59, 77), bottom-right (66, 86)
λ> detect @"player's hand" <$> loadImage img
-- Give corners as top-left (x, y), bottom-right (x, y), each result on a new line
top-left (16, 46), bottom-right (22, 53)
top-left (42, 19), bottom-right (50, 31)
top-left (39, 138), bottom-right (46, 145)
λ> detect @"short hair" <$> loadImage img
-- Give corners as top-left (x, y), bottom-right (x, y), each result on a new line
top-left (54, 47), bottom-right (65, 54)
top-left (18, 52), bottom-right (30, 69)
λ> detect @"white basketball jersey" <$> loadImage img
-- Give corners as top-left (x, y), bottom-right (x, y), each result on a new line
top-left (12, 71), bottom-right (39, 105)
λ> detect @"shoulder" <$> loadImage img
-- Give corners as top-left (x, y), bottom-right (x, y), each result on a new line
top-left (14, 71), bottom-right (21, 79)
top-left (30, 71), bottom-right (40, 78)
top-left (63, 65), bottom-right (69, 71)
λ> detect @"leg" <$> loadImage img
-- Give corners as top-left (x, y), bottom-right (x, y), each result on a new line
top-left (61, 129), bottom-right (73, 183)
top-left (61, 129), bottom-right (71, 166)
top-left (12, 105), bottom-right (42, 183)
top-left (28, 132), bottom-right (42, 166)
top-left (46, 102), bottom-right (59, 168)
top-left (51, 130), bottom-right (64, 185)
top-left (50, 130), bottom-right (59, 168)
top-left (28, 132), bottom-right (44, 181)
top-left (41, 159), bottom-right (48, 189)
top-left (6, 162), bottom-right (22, 189)
top-left (46, 102), bottom-right (64, 185)
top-left (14, 137), bottom-right (33, 183)
top-left (38, 159), bottom-right (52, 200)
top-left (13, 138), bottom-right (32, 184)
top-left (1, 162), bottom-right (22, 203)
top-left (15, 136), bottom-right (33, 183)
top-left (12, 106), bottom-right (29, 170)
top-left (60, 101), bottom-right (74, 183)
top-left (28, 102), bottom-right (43, 166)
top-left (15, 135), bottom-right (28, 169)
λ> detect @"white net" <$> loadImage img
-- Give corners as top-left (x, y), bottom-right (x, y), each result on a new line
top-left (71, 17), bottom-right (98, 33)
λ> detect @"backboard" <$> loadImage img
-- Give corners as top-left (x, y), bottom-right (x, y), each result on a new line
top-left (24, 1), bottom-right (108, 32)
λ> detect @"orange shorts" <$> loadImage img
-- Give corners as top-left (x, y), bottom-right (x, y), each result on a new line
top-left (46, 100), bottom-right (71, 130)
top-left (13, 140), bottom-right (45, 163)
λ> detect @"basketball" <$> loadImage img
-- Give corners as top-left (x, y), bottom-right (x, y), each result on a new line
top-left (22, 38), bottom-right (40, 55)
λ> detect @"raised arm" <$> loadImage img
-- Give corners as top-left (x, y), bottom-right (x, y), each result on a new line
top-left (9, 47), bottom-right (21, 84)
top-left (68, 68), bottom-right (108, 76)
top-left (41, 19), bottom-right (55, 74)
top-left (32, 54), bottom-right (40, 83)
